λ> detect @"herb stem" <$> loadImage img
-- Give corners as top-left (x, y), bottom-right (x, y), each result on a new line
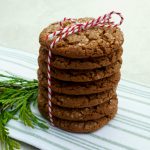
top-left (0, 74), bottom-right (48, 150)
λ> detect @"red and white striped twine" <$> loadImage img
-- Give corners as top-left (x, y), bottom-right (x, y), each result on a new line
top-left (46, 11), bottom-right (124, 125)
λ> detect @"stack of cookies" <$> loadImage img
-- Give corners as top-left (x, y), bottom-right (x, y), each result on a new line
top-left (38, 18), bottom-right (124, 133)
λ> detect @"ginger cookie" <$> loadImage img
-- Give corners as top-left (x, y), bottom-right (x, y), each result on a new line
top-left (38, 101), bottom-right (117, 133)
top-left (38, 47), bottom-right (123, 70)
top-left (52, 112), bottom-right (117, 133)
top-left (38, 59), bottom-right (122, 82)
top-left (38, 13), bottom-right (124, 133)
top-left (39, 18), bottom-right (124, 58)
top-left (38, 94), bottom-right (117, 121)
top-left (38, 72), bottom-right (120, 95)
top-left (39, 87), bottom-right (116, 108)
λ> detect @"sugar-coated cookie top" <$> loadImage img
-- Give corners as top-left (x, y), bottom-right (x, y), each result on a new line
top-left (39, 18), bottom-right (124, 58)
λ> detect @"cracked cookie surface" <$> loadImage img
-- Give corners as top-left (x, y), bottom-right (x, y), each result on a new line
top-left (38, 59), bottom-right (122, 82)
top-left (39, 87), bottom-right (116, 108)
top-left (39, 18), bottom-right (124, 58)
top-left (38, 100), bottom-right (117, 133)
top-left (38, 94), bottom-right (117, 121)
top-left (38, 47), bottom-right (123, 70)
top-left (38, 72), bottom-right (120, 95)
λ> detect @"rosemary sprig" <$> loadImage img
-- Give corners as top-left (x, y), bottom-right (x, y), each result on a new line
top-left (0, 74), bottom-right (48, 150)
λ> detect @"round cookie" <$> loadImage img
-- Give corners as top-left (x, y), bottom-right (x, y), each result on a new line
top-left (38, 47), bottom-right (123, 70)
top-left (39, 18), bottom-right (124, 58)
top-left (38, 94), bottom-right (117, 121)
top-left (38, 102), bottom-right (117, 133)
top-left (38, 60), bottom-right (122, 82)
top-left (39, 86), bottom-right (116, 108)
top-left (52, 112), bottom-right (116, 133)
top-left (38, 72), bottom-right (120, 95)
